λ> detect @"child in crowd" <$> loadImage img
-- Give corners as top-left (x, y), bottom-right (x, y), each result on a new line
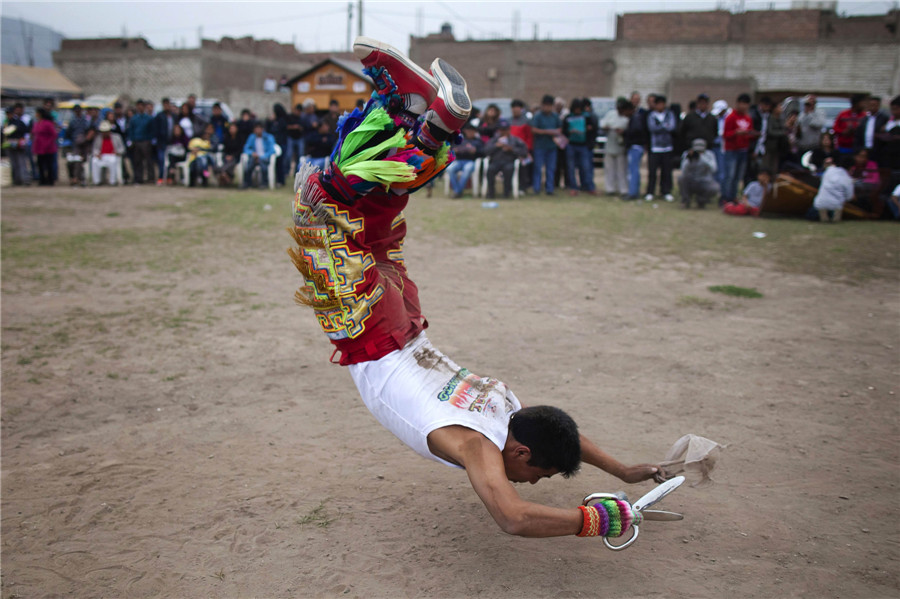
top-left (812, 156), bottom-right (854, 222)
top-left (722, 168), bottom-right (770, 216)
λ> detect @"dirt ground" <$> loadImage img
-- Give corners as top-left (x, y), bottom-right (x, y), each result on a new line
top-left (1, 184), bottom-right (898, 599)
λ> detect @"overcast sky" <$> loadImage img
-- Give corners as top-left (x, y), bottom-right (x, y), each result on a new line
top-left (2, 0), bottom-right (894, 54)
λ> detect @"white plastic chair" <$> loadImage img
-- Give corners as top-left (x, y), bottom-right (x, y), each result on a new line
top-left (88, 155), bottom-right (123, 186)
top-left (480, 157), bottom-right (520, 198)
top-left (800, 150), bottom-right (815, 172)
top-left (240, 144), bottom-right (282, 189)
top-left (443, 157), bottom-right (483, 198)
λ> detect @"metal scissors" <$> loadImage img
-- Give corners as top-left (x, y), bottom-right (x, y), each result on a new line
top-left (583, 475), bottom-right (685, 551)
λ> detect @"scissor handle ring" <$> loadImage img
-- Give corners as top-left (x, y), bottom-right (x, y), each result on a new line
top-left (603, 525), bottom-right (639, 551)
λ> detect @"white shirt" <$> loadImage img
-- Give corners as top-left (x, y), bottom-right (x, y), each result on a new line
top-left (814, 166), bottom-right (855, 211)
top-left (348, 333), bottom-right (521, 467)
top-left (864, 113), bottom-right (876, 149)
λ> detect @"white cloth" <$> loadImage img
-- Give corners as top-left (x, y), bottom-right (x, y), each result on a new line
top-left (864, 114), bottom-right (876, 149)
top-left (348, 332), bottom-right (521, 468)
top-left (92, 154), bottom-right (119, 185)
top-left (179, 116), bottom-right (194, 139)
top-left (813, 165), bottom-right (855, 211)
top-left (600, 109), bottom-right (629, 155)
top-left (604, 152), bottom-right (628, 194)
top-left (660, 434), bottom-right (725, 487)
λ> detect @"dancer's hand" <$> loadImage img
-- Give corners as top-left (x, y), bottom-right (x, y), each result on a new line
top-left (620, 463), bottom-right (667, 484)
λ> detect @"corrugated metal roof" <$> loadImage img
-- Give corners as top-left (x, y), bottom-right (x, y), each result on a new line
top-left (1, 64), bottom-right (82, 96)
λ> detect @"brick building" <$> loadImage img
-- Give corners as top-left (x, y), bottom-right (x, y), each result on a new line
top-left (410, 8), bottom-right (900, 108)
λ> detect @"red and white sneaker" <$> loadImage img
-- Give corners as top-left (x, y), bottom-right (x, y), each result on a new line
top-left (425, 58), bottom-right (472, 135)
top-left (353, 36), bottom-right (437, 115)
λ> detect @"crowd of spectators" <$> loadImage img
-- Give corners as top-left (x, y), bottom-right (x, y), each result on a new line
top-left (1, 94), bottom-right (350, 191)
top-left (3, 90), bottom-right (899, 220)
top-left (450, 91), bottom-right (899, 220)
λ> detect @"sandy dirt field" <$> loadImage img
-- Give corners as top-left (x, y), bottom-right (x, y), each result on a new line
top-left (2, 184), bottom-right (898, 598)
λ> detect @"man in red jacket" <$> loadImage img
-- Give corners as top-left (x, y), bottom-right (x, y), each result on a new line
top-left (721, 93), bottom-right (759, 203)
top-left (833, 94), bottom-right (869, 154)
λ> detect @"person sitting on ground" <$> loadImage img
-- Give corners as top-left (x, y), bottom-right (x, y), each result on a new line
top-left (91, 121), bottom-right (125, 185)
top-left (288, 35), bottom-right (664, 541)
top-left (218, 123), bottom-right (243, 186)
top-left (678, 138), bottom-right (719, 209)
top-left (812, 156), bottom-right (854, 222)
top-left (445, 121), bottom-right (484, 198)
top-left (302, 120), bottom-right (336, 171)
top-left (484, 119), bottom-right (528, 199)
top-left (242, 121), bottom-right (276, 189)
top-left (887, 183), bottom-right (900, 220)
top-left (723, 167), bottom-right (770, 217)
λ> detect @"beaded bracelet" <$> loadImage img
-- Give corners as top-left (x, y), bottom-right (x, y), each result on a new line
top-left (576, 499), bottom-right (641, 538)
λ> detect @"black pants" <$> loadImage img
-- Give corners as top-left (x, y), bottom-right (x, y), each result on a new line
top-left (646, 151), bottom-right (673, 196)
top-left (486, 160), bottom-right (515, 198)
top-left (132, 140), bottom-right (154, 183)
top-left (37, 153), bottom-right (55, 185)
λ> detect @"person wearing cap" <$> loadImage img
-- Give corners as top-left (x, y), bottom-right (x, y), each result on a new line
top-left (680, 94), bottom-right (718, 151)
top-left (710, 99), bottom-right (729, 190)
top-left (484, 119), bottom-right (528, 199)
top-left (91, 120), bottom-right (125, 185)
top-left (678, 138), bottom-right (719, 209)
top-left (126, 99), bottom-right (155, 184)
top-left (797, 95), bottom-right (826, 153)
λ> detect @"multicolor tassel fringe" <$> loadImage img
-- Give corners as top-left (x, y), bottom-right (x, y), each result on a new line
top-left (576, 499), bottom-right (642, 538)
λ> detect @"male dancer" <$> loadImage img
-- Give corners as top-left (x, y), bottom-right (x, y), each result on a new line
top-left (288, 37), bottom-right (664, 539)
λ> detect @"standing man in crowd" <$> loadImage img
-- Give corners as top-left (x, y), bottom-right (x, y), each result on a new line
top-left (600, 98), bottom-right (632, 197)
top-left (680, 93), bottom-right (717, 150)
top-left (722, 93), bottom-right (759, 205)
top-left (65, 104), bottom-right (91, 186)
top-left (710, 99), bottom-right (729, 190)
top-left (126, 99), bottom-right (154, 184)
top-left (509, 99), bottom-right (534, 191)
top-left (833, 93), bottom-right (869, 154)
top-left (285, 103), bottom-right (305, 175)
top-left (153, 98), bottom-right (175, 185)
top-left (531, 94), bottom-right (561, 196)
top-left (4, 103), bottom-right (31, 186)
top-left (797, 95), bottom-right (826, 155)
top-left (645, 94), bottom-right (676, 202)
top-left (855, 96), bottom-right (887, 163)
top-left (624, 91), bottom-right (648, 200)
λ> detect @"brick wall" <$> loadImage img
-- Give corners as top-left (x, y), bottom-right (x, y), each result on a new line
top-left (410, 38), bottom-right (616, 104)
top-left (618, 12), bottom-right (731, 43)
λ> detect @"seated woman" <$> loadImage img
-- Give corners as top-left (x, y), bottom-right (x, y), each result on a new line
top-left (809, 132), bottom-right (839, 174)
top-left (218, 123), bottom-right (243, 186)
top-left (302, 120), bottom-right (337, 171)
top-left (847, 148), bottom-right (881, 213)
top-left (165, 124), bottom-right (189, 184)
top-left (187, 125), bottom-right (214, 187)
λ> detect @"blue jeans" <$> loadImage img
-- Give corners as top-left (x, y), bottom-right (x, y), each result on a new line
top-left (627, 145), bottom-right (644, 198)
top-left (723, 149), bottom-right (748, 202)
top-left (566, 144), bottom-right (594, 191)
top-left (712, 146), bottom-right (725, 187)
top-left (446, 159), bottom-right (476, 195)
top-left (156, 145), bottom-right (168, 181)
top-left (533, 146), bottom-right (557, 193)
top-left (285, 138), bottom-right (304, 172)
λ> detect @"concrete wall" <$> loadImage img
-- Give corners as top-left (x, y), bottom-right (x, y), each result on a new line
top-left (223, 89), bottom-right (291, 120)
top-left (612, 42), bottom-right (900, 107)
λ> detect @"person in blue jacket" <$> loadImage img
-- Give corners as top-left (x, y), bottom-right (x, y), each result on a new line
top-left (242, 121), bottom-right (276, 189)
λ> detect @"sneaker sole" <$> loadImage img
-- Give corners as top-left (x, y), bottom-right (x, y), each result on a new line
top-left (431, 58), bottom-right (471, 119)
top-left (353, 36), bottom-right (437, 93)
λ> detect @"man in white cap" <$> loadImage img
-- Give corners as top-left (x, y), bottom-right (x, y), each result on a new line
top-left (91, 121), bottom-right (125, 185)
top-left (678, 138), bottom-right (719, 209)
top-left (711, 99), bottom-right (729, 192)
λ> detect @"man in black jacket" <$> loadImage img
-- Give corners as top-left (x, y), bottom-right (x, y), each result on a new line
top-left (153, 98), bottom-right (176, 185)
top-left (624, 91), bottom-right (649, 200)
top-left (680, 93), bottom-right (718, 150)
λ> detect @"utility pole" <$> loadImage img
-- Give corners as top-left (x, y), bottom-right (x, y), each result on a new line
top-left (347, 2), bottom-right (354, 50)
top-left (358, 0), bottom-right (363, 39)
